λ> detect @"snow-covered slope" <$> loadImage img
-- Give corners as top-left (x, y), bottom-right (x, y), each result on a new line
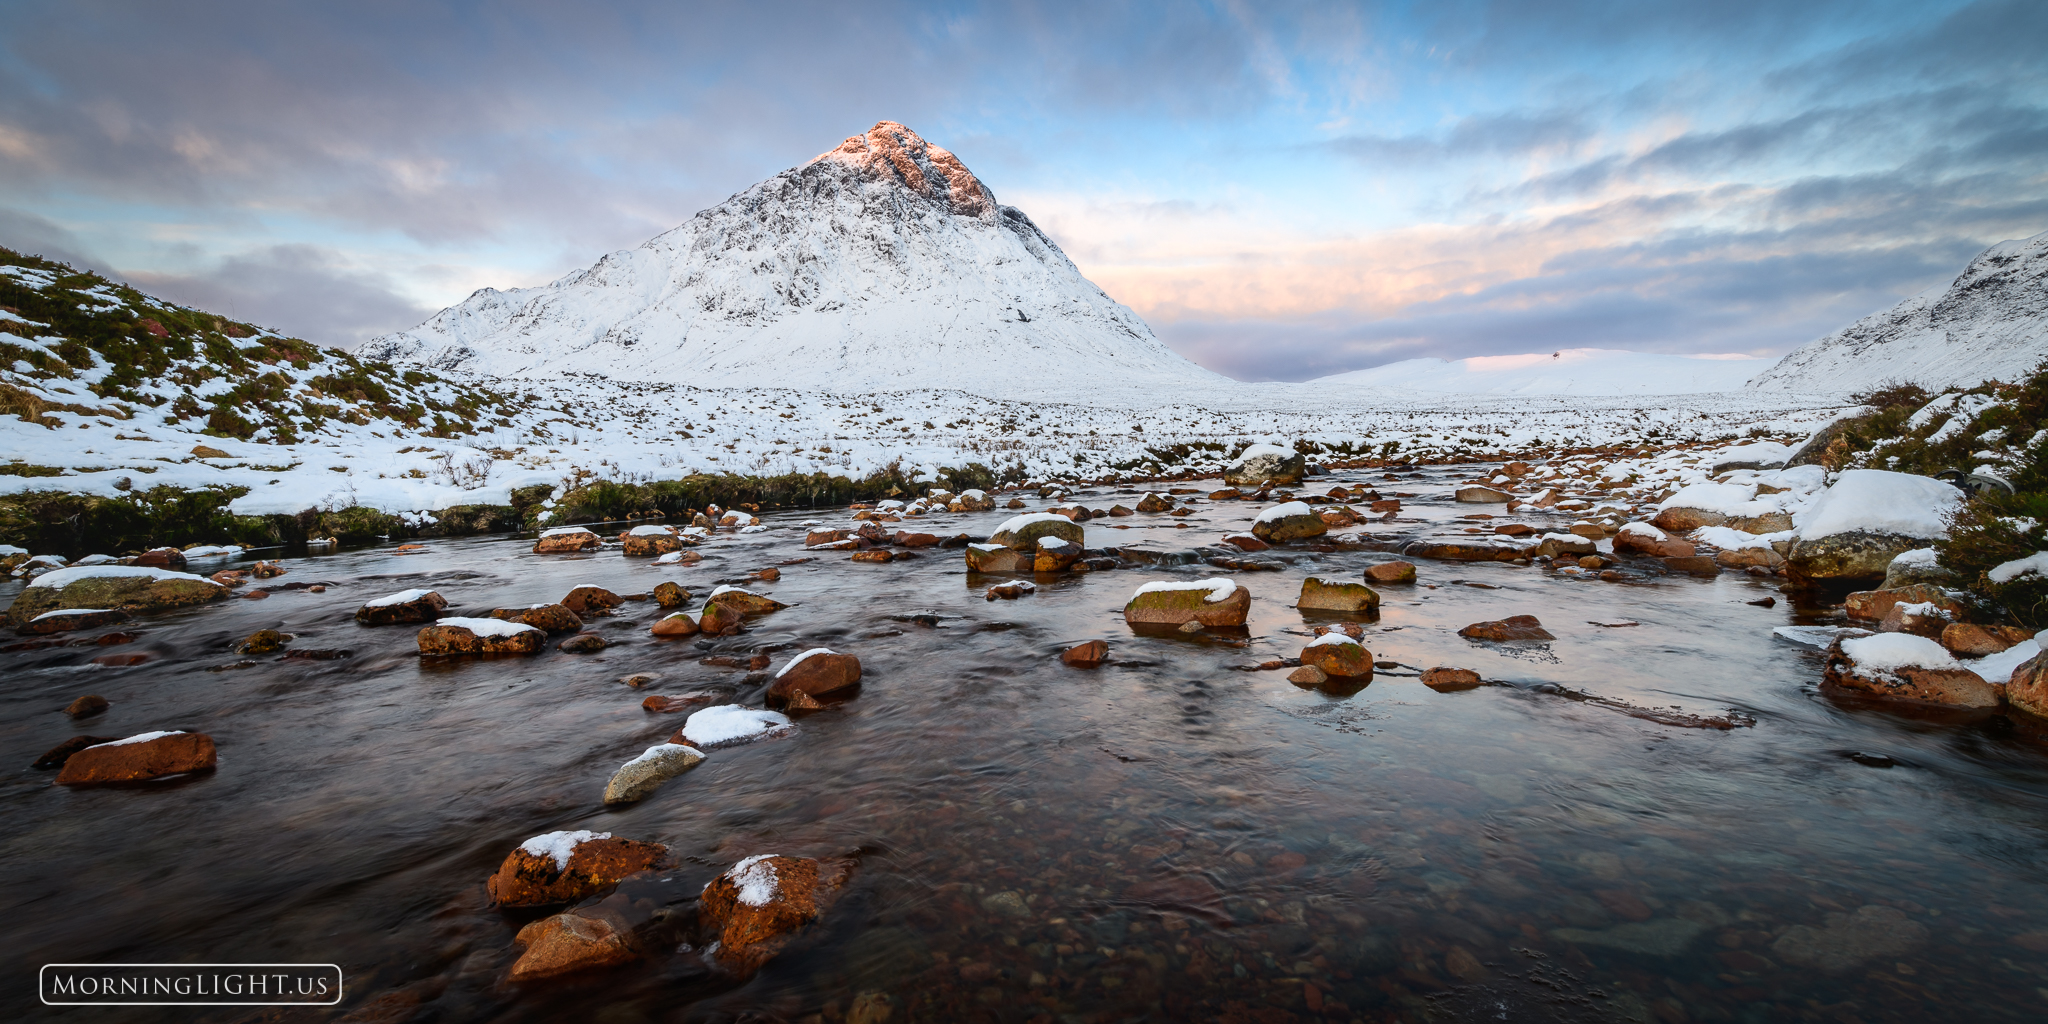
top-left (363, 121), bottom-right (1224, 398)
top-left (1749, 230), bottom-right (2048, 393)
top-left (1313, 348), bottom-right (1771, 396)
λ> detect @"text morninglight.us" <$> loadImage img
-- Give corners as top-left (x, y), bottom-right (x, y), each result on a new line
top-left (40, 964), bottom-right (343, 1005)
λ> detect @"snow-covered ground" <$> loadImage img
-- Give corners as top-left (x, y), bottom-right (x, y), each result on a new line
top-left (1314, 348), bottom-right (1772, 396)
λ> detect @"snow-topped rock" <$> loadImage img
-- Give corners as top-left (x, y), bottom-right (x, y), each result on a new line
top-left (1751, 230), bottom-right (2048, 393)
top-left (363, 121), bottom-right (1224, 399)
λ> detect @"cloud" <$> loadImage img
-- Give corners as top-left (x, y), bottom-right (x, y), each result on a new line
top-left (0, 207), bottom-right (110, 274)
top-left (123, 245), bottom-right (433, 349)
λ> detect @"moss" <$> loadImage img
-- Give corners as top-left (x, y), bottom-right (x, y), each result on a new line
top-left (0, 463), bottom-right (64, 477)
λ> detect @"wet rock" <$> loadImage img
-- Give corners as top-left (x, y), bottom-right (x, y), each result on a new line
top-left (532, 527), bottom-right (602, 554)
top-left (1879, 599), bottom-right (1953, 638)
top-left (1662, 555), bottom-right (1722, 576)
top-left (697, 601), bottom-right (743, 635)
top-left (92, 652), bottom-right (151, 667)
top-left (1061, 639), bottom-right (1108, 667)
top-left (1369, 498), bottom-right (1402, 513)
top-left (1459, 615), bottom-right (1555, 642)
top-left (1286, 665), bottom-right (1328, 686)
top-left (282, 648), bottom-right (352, 661)
top-left (988, 512), bottom-right (1084, 552)
top-left (650, 612), bottom-right (700, 638)
top-left (2006, 654), bottom-right (2048, 718)
top-left (1135, 492), bottom-right (1173, 513)
top-left (953, 489), bottom-right (996, 512)
top-left (602, 742), bottom-right (705, 805)
top-left (1219, 533), bottom-right (1269, 552)
top-left (561, 585), bottom-right (624, 617)
top-left (508, 907), bottom-right (639, 982)
top-left (1843, 584), bottom-right (1961, 624)
top-left (489, 603), bottom-right (584, 633)
top-left (1771, 905), bottom-right (1927, 972)
top-left (1455, 485), bottom-right (1513, 503)
top-left (1651, 507), bottom-right (1726, 532)
top-left (1422, 667), bottom-right (1482, 691)
top-left (1401, 539), bottom-right (1524, 563)
top-left (1005, 497), bottom-right (1027, 509)
top-left (1300, 635), bottom-right (1372, 680)
top-left (893, 532), bottom-right (939, 548)
top-left (1941, 622), bottom-right (2032, 657)
top-left (416, 618), bottom-right (545, 656)
top-left (355, 589), bottom-right (447, 626)
top-left (235, 629), bottom-right (289, 655)
top-left (1535, 534), bottom-right (1599, 559)
top-left (706, 586), bottom-right (787, 617)
top-left (558, 633), bottom-right (609, 653)
top-left (767, 649), bottom-right (862, 707)
top-left (963, 542), bottom-right (1031, 572)
top-left (1222, 444), bottom-right (1305, 487)
top-left (1793, 530), bottom-right (1944, 583)
top-left (487, 831), bottom-right (668, 906)
top-left (699, 854), bottom-right (856, 972)
top-left (1614, 523), bottom-right (1694, 559)
top-left (251, 560), bottom-right (286, 579)
top-left (850, 549), bottom-right (898, 564)
top-left (54, 730), bottom-right (216, 784)
top-left (239, 589), bottom-right (271, 601)
top-left (1107, 504), bottom-right (1134, 517)
top-left (1123, 578), bottom-right (1250, 628)
top-left (1296, 576), bottom-right (1380, 613)
top-left (1364, 560), bottom-right (1417, 584)
top-left (65, 694), bottom-right (110, 718)
top-left (806, 528), bottom-right (850, 547)
top-left (620, 526), bottom-right (681, 557)
top-left (1822, 633), bottom-right (1996, 708)
top-left (985, 581), bottom-right (1035, 600)
top-left (1715, 547), bottom-right (1785, 569)
top-left (1786, 470), bottom-right (1959, 582)
top-left (1493, 523), bottom-right (1535, 537)
top-left (7, 568), bottom-right (225, 628)
top-left (33, 734), bottom-right (118, 769)
top-left (1251, 502), bottom-right (1327, 543)
top-left (134, 547), bottom-right (188, 571)
top-left (17, 607), bottom-right (130, 635)
top-left (1033, 536), bottom-right (1083, 572)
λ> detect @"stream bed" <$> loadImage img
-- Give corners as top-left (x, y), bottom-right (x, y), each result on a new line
top-left (6, 464), bottom-right (2048, 1023)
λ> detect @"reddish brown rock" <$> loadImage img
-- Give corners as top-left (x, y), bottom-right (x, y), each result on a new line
top-left (354, 589), bottom-right (446, 625)
top-left (965, 544), bottom-right (1033, 572)
top-left (1715, 547), bottom-right (1785, 569)
top-left (32, 734), bottom-right (118, 769)
top-left (1614, 523), bottom-right (1694, 559)
top-left (1318, 505), bottom-right (1360, 528)
top-left (1135, 493), bottom-right (1173, 513)
top-left (650, 612), bottom-right (699, 638)
top-left (698, 602), bottom-right (743, 635)
top-left (416, 619), bottom-right (544, 655)
top-left (753, 567), bottom-right (781, 582)
top-left (893, 531), bottom-right (940, 548)
top-left (698, 854), bottom-right (856, 972)
top-left (251, 560), bottom-right (286, 579)
top-left (1940, 622), bottom-right (2032, 657)
top-left (17, 607), bottom-right (129, 635)
top-left (557, 633), bottom-right (609, 653)
top-left (851, 549), bottom-right (896, 563)
top-left (707, 588), bottom-right (787, 616)
top-left (91, 652), bottom-right (151, 666)
top-left (561, 586), bottom-right (624, 617)
top-left (1220, 533), bottom-right (1269, 552)
top-left (2009, 655), bottom-right (2048, 718)
top-left (1422, 667), bottom-right (1483, 691)
top-left (806, 528), bottom-right (850, 547)
top-left (1363, 560), bottom-right (1417, 584)
top-left (1844, 584), bottom-right (1962, 624)
top-left (1033, 537), bottom-right (1081, 572)
top-left (1879, 600), bottom-right (1953, 638)
top-left (1822, 636), bottom-right (1996, 708)
top-left (54, 731), bottom-right (216, 784)
top-left (1060, 639), bottom-right (1108, 667)
top-left (133, 547), bottom-right (188, 571)
top-left (532, 528), bottom-right (602, 554)
top-left (65, 694), bottom-right (110, 718)
top-left (985, 582), bottom-right (1035, 600)
top-left (486, 833), bottom-right (668, 907)
top-left (621, 528), bottom-right (682, 557)
top-left (1369, 498), bottom-right (1401, 513)
top-left (488, 603), bottom-right (584, 633)
top-left (766, 650), bottom-right (862, 707)
top-left (1651, 506), bottom-right (1728, 532)
top-left (1493, 523), bottom-right (1535, 537)
top-left (508, 908), bottom-right (639, 982)
top-left (1300, 636), bottom-right (1372, 679)
top-left (1287, 665), bottom-right (1328, 686)
top-left (1209, 488), bottom-right (1243, 500)
top-left (652, 582), bottom-right (691, 608)
top-left (1459, 615), bottom-right (1555, 641)
top-left (1123, 580), bottom-right (1251, 628)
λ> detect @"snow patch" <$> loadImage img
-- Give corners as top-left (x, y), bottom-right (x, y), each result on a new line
top-left (519, 830), bottom-right (611, 871)
top-left (27, 565), bottom-right (218, 589)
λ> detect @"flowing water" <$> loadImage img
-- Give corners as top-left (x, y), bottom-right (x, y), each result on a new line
top-left (6, 465), bottom-right (2048, 1024)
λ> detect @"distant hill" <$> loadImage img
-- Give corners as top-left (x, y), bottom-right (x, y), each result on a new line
top-left (1311, 348), bottom-right (1771, 396)
top-left (1748, 230), bottom-right (2048, 393)
top-left (362, 121), bottom-right (1226, 398)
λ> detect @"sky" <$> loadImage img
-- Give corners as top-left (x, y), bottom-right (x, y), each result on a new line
top-left (1, 0), bottom-right (2043, 382)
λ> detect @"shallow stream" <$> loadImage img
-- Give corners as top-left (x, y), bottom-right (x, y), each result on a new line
top-left (6, 465), bottom-right (2048, 1023)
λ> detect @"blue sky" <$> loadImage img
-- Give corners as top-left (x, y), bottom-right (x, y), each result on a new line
top-left (2, 0), bottom-right (2042, 380)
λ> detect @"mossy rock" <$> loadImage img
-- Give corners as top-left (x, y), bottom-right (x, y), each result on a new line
top-left (1251, 513), bottom-right (1326, 544)
top-left (988, 516), bottom-right (1083, 553)
top-left (1787, 530), bottom-right (1926, 583)
top-left (1296, 577), bottom-right (1380, 613)
top-left (1123, 583), bottom-right (1250, 627)
top-left (7, 573), bottom-right (224, 627)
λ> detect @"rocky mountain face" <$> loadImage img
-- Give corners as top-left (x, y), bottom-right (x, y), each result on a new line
top-left (363, 121), bottom-right (1224, 397)
top-left (1750, 230), bottom-right (2048, 394)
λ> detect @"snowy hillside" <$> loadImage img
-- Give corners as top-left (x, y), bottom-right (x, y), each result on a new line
top-left (363, 121), bottom-right (1224, 398)
top-left (1749, 230), bottom-right (2048, 393)
top-left (1314, 348), bottom-right (1771, 396)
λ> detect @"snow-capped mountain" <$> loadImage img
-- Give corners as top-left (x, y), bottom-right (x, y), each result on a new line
top-left (363, 121), bottom-right (1225, 397)
top-left (1313, 348), bottom-right (1771, 396)
top-left (1749, 230), bottom-right (2048, 393)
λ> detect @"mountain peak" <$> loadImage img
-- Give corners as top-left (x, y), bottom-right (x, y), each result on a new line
top-left (811, 120), bottom-right (994, 218)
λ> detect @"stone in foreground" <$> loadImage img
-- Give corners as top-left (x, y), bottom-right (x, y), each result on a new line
top-left (602, 742), bottom-right (705, 805)
top-left (356, 588), bottom-right (447, 625)
top-left (1422, 667), bottom-right (1483, 691)
top-left (1123, 578), bottom-right (1250, 628)
top-left (54, 730), bottom-right (217, 785)
top-left (1459, 615), bottom-right (1555, 642)
top-left (766, 649), bottom-right (863, 708)
top-left (1299, 634), bottom-right (1372, 680)
top-left (532, 527), bottom-right (603, 554)
top-left (416, 617), bottom-right (545, 655)
top-left (509, 908), bottom-right (639, 982)
top-left (699, 854), bottom-right (856, 973)
top-left (1363, 561), bottom-right (1417, 584)
top-left (1822, 633), bottom-right (1996, 708)
top-left (7, 566), bottom-right (225, 628)
top-left (1060, 639), bottom-right (1108, 667)
top-left (1250, 502), bottom-right (1326, 543)
top-left (1296, 576), bottom-right (1380, 613)
top-left (487, 830), bottom-right (668, 906)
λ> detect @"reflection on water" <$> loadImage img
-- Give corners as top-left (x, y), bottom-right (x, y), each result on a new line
top-left (5, 465), bottom-right (2048, 1023)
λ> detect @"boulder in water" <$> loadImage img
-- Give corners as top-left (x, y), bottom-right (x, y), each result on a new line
top-left (1822, 633), bottom-right (1995, 708)
top-left (533, 527), bottom-right (602, 554)
top-left (766, 649), bottom-right (862, 707)
top-left (698, 853), bottom-right (856, 973)
top-left (416, 618), bottom-right (545, 655)
top-left (508, 907), bottom-right (640, 982)
top-left (1364, 561), bottom-right (1417, 584)
top-left (356, 588), bottom-right (447, 625)
top-left (1250, 502), bottom-right (1326, 543)
top-left (487, 831), bottom-right (668, 906)
top-left (8, 566), bottom-right (224, 628)
top-left (1295, 576), bottom-right (1380, 613)
top-left (54, 730), bottom-right (216, 784)
top-left (1123, 578), bottom-right (1250, 628)
top-left (1222, 443), bottom-right (1304, 487)
top-left (1459, 615), bottom-right (1555, 642)
top-left (489, 603), bottom-right (584, 633)
top-left (602, 742), bottom-right (705, 805)
top-left (1299, 634), bottom-right (1372, 680)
